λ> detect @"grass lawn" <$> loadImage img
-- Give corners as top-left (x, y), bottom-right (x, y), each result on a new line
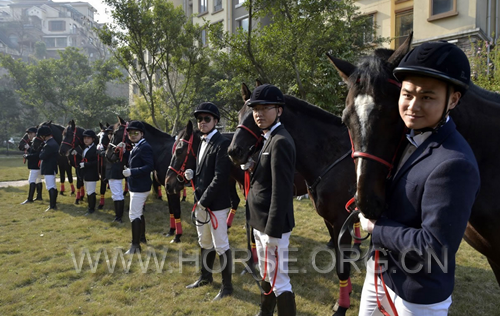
top-left (0, 155), bottom-right (28, 182)
top-left (0, 176), bottom-right (498, 315)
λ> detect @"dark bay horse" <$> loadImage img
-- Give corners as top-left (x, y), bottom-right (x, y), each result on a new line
top-left (29, 121), bottom-right (75, 196)
top-left (228, 84), bottom-right (358, 315)
top-left (105, 117), bottom-right (181, 239)
top-left (327, 35), bottom-right (500, 286)
top-left (96, 122), bottom-right (111, 209)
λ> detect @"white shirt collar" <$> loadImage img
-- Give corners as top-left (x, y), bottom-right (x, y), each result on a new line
top-left (134, 138), bottom-right (145, 147)
top-left (263, 122), bottom-right (281, 140)
top-left (202, 129), bottom-right (218, 142)
top-left (406, 117), bottom-right (450, 147)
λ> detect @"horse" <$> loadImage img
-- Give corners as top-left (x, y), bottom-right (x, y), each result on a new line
top-left (29, 121), bottom-right (76, 196)
top-left (105, 117), bottom-right (182, 240)
top-left (327, 34), bottom-right (500, 287)
top-left (227, 83), bottom-right (359, 316)
top-left (96, 122), bottom-right (111, 209)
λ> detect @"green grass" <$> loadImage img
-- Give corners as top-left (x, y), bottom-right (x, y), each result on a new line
top-left (0, 155), bottom-right (29, 181)
top-left (0, 182), bottom-right (498, 316)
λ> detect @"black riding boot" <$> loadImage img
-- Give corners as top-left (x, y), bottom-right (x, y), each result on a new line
top-left (255, 281), bottom-right (276, 316)
top-left (21, 183), bottom-right (36, 204)
top-left (277, 291), bottom-right (296, 316)
top-left (113, 200), bottom-right (124, 223)
top-left (45, 188), bottom-right (58, 212)
top-left (125, 218), bottom-right (141, 255)
top-left (85, 193), bottom-right (96, 215)
top-left (35, 183), bottom-right (43, 201)
top-left (213, 249), bottom-right (234, 301)
top-left (186, 248), bottom-right (216, 289)
top-left (140, 215), bottom-right (147, 244)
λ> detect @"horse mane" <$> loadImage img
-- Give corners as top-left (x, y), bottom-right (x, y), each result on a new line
top-left (142, 121), bottom-right (172, 138)
top-left (283, 95), bottom-right (343, 125)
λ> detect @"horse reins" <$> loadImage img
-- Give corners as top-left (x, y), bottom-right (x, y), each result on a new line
top-left (168, 134), bottom-right (196, 186)
top-left (62, 127), bottom-right (82, 167)
top-left (236, 124), bottom-right (263, 198)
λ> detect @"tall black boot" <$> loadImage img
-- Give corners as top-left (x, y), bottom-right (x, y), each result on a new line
top-left (213, 249), bottom-right (234, 301)
top-left (277, 291), bottom-right (296, 316)
top-left (140, 215), bottom-right (147, 244)
top-left (186, 248), bottom-right (216, 289)
top-left (85, 193), bottom-right (96, 215)
top-left (125, 218), bottom-right (141, 255)
top-left (35, 183), bottom-right (43, 201)
top-left (45, 188), bottom-right (58, 212)
top-left (255, 281), bottom-right (276, 316)
top-left (113, 200), bottom-right (124, 223)
top-left (21, 183), bottom-right (36, 204)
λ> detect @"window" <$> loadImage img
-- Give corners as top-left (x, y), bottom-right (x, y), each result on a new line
top-left (214, 0), bottom-right (222, 11)
top-left (201, 29), bottom-right (207, 46)
top-left (199, 0), bottom-right (207, 14)
top-left (395, 9), bottom-right (412, 48)
top-left (354, 13), bottom-right (375, 46)
top-left (8, 34), bottom-right (18, 45)
top-left (43, 37), bottom-right (67, 48)
top-left (429, 0), bottom-right (457, 21)
top-left (237, 17), bottom-right (249, 32)
top-left (235, 0), bottom-right (245, 6)
top-left (48, 20), bottom-right (66, 31)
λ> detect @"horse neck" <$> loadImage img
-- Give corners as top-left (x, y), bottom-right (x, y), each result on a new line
top-left (280, 106), bottom-right (350, 184)
top-left (49, 124), bottom-right (64, 144)
top-left (142, 124), bottom-right (175, 183)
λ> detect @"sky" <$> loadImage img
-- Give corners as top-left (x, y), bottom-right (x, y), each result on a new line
top-left (61, 0), bottom-right (113, 24)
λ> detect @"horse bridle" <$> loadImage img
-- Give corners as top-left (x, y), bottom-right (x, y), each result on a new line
top-left (236, 124), bottom-right (263, 157)
top-left (168, 133), bottom-right (196, 183)
top-left (62, 126), bottom-right (82, 151)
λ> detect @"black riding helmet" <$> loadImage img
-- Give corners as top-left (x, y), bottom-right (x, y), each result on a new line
top-left (82, 129), bottom-right (97, 139)
top-left (246, 84), bottom-right (285, 107)
top-left (126, 120), bottom-right (145, 132)
top-left (36, 126), bottom-right (51, 137)
top-left (393, 41), bottom-right (470, 95)
top-left (105, 125), bottom-right (114, 133)
top-left (26, 127), bottom-right (38, 133)
top-left (193, 102), bottom-right (220, 120)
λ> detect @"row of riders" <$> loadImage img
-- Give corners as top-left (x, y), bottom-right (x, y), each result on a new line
top-left (16, 39), bottom-right (490, 316)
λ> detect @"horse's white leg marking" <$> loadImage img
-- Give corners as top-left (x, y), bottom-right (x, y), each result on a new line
top-left (354, 94), bottom-right (375, 183)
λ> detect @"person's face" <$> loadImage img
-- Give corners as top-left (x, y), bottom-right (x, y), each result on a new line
top-left (27, 132), bottom-right (36, 141)
top-left (252, 104), bottom-right (282, 130)
top-left (196, 114), bottom-right (217, 134)
top-left (399, 76), bottom-right (460, 130)
top-left (83, 136), bottom-right (94, 146)
top-left (127, 129), bottom-right (143, 143)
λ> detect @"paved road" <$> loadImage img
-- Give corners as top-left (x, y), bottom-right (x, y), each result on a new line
top-left (0, 178), bottom-right (78, 188)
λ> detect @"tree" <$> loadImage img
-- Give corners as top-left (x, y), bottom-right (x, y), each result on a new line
top-left (98, 0), bottom-right (209, 133)
top-left (208, 0), bottom-right (388, 115)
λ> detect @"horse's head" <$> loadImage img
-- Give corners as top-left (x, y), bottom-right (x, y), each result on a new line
top-left (165, 120), bottom-right (200, 194)
top-left (31, 121), bottom-right (52, 151)
top-left (60, 120), bottom-right (83, 155)
top-left (18, 133), bottom-right (30, 151)
top-left (106, 116), bottom-right (131, 163)
top-left (227, 83), bottom-right (264, 165)
top-left (97, 122), bottom-right (111, 149)
top-left (326, 35), bottom-right (413, 219)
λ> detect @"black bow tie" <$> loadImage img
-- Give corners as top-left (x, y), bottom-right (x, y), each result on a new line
top-left (202, 138), bottom-right (207, 142)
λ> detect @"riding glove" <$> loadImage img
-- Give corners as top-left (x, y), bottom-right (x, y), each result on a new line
top-left (184, 169), bottom-right (194, 181)
top-left (266, 236), bottom-right (280, 249)
top-left (79, 162), bottom-right (85, 169)
top-left (116, 142), bottom-right (126, 149)
top-left (358, 213), bottom-right (376, 233)
top-left (70, 149), bottom-right (78, 156)
top-left (96, 144), bottom-right (104, 151)
top-left (24, 144), bottom-right (30, 149)
top-left (240, 157), bottom-right (255, 171)
top-left (122, 168), bottom-right (131, 177)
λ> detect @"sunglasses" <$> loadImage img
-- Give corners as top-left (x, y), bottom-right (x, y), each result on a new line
top-left (128, 130), bottom-right (141, 136)
top-left (196, 116), bottom-right (212, 123)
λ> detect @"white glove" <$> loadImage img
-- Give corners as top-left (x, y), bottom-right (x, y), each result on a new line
top-left (266, 236), bottom-right (280, 249)
top-left (70, 149), bottom-right (78, 155)
top-left (79, 162), bottom-right (85, 168)
top-left (122, 168), bottom-right (131, 177)
top-left (184, 169), bottom-right (194, 180)
top-left (197, 202), bottom-right (205, 210)
top-left (358, 213), bottom-right (376, 233)
top-left (24, 144), bottom-right (30, 149)
top-left (116, 142), bottom-right (126, 149)
top-left (240, 157), bottom-right (255, 171)
top-left (96, 144), bottom-right (104, 151)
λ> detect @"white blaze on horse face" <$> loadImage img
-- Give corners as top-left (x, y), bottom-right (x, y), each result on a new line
top-left (354, 94), bottom-right (376, 183)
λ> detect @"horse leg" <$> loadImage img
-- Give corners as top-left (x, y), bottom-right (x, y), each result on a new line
top-left (241, 222), bottom-right (258, 277)
top-left (332, 217), bottom-right (355, 316)
top-left (66, 163), bottom-right (75, 195)
top-left (98, 179), bottom-right (107, 209)
top-left (227, 177), bottom-right (240, 228)
top-left (58, 161), bottom-right (66, 195)
top-left (167, 193), bottom-right (182, 243)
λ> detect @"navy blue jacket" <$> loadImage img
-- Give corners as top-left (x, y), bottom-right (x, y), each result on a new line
top-left (25, 146), bottom-right (41, 170)
top-left (194, 131), bottom-right (232, 211)
top-left (372, 119), bottom-right (480, 304)
top-left (247, 125), bottom-right (296, 238)
top-left (80, 145), bottom-right (99, 182)
top-left (125, 139), bottom-right (154, 192)
top-left (39, 138), bottom-right (59, 175)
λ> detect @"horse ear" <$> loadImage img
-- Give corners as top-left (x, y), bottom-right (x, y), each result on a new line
top-left (106, 122), bottom-right (110, 127)
top-left (388, 31), bottom-right (413, 68)
top-left (99, 122), bottom-right (104, 130)
top-left (47, 120), bottom-right (52, 125)
top-left (70, 120), bottom-right (75, 128)
top-left (326, 53), bottom-right (357, 83)
top-left (255, 79), bottom-right (263, 86)
top-left (241, 83), bottom-right (251, 102)
top-left (186, 120), bottom-right (193, 135)
top-left (118, 116), bottom-right (126, 125)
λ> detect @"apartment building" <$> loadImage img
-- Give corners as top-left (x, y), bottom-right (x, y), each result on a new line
top-left (0, 0), bottom-right (107, 60)
top-left (355, 0), bottom-right (499, 52)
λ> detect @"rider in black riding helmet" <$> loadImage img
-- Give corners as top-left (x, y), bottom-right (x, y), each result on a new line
top-left (20, 127), bottom-right (43, 204)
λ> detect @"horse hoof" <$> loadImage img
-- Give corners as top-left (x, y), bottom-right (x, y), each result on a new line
top-left (71, 191), bottom-right (75, 196)
top-left (98, 204), bottom-right (104, 210)
top-left (75, 200), bottom-right (80, 205)
top-left (157, 196), bottom-right (163, 200)
top-left (332, 303), bottom-right (349, 316)
top-left (60, 191), bottom-right (65, 196)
